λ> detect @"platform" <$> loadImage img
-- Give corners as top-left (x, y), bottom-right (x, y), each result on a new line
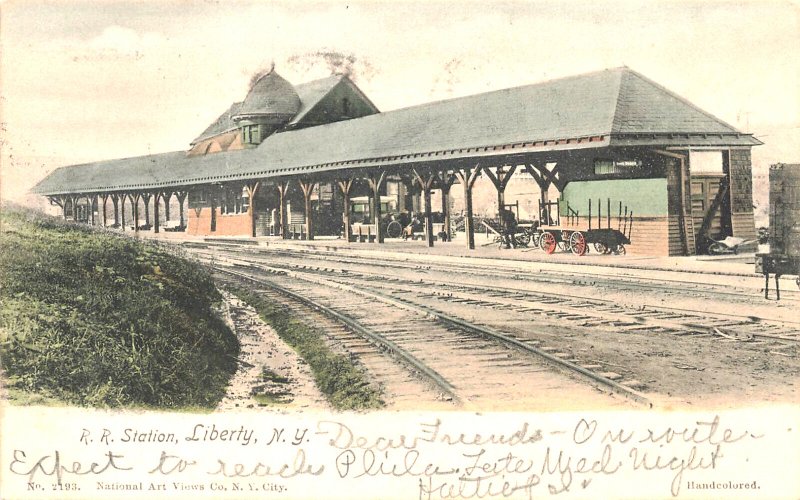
top-left (144, 230), bottom-right (764, 278)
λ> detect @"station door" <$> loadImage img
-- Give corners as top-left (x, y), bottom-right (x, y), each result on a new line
top-left (690, 174), bottom-right (730, 244)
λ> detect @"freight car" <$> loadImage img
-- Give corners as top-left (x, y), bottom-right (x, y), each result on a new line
top-left (756, 163), bottom-right (800, 299)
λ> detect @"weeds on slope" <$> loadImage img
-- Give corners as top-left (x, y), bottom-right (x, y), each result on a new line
top-left (0, 207), bottom-right (239, 409)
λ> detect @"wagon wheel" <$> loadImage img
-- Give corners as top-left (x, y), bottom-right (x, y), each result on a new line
top-left (530, 231), bottom-right (541, 249)
top-left (569, 231), bottom-right (587, 256)
top-left (540, 231), bottom-right (557, 254)
top-left (613, 244), bottom-right (626, 255)
top-left (707, 242), bottom-right (727, 255)
top-left (386, 220), bottom-right (403, 238)
top-left (593, 242), bottom-right (609, 254)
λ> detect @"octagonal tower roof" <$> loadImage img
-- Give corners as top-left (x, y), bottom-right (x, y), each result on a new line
top-left (233, 69), bottom-right (301, 124)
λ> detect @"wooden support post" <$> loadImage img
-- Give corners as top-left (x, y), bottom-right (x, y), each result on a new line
top-left (101, 194), bottom-right (108, 227)
top-left (366, 172), bottom-right (387, 244)
top-left (245, 181), bottom-right (260, 238)
top-left (111, 194), bottom-right (119, 227)
top-left (66, 195), bottom-right (75, 221)
top-left (438, 173), bottom-right (457, 242)
top-left (337, 178), bottom-right (354, 243)
top-left (67, 195), bottom-right (74, 220)
top-left (483, 165), bottom-right (517, 229)
top-left (413, 168), bottom-right (436, 247)
top-left (153, 192), bottom-right (161, 233)
top-left (176, 191), bottom-right (187, 229)
top-left (455, 166), bottom-right (481, 250)
top-left (120, 195), bottom-right (126, 230)
top-left (141, 192), bottom-right (152, 228)
top-left (210, 190), bottom-right (217, 233)
top-left (59, 196), bottom-right (68, 220)
top-left (71, 195), bottom-right (81, 222)
top-left (163, 191), bottom-right (172, 222)
top-left (89, 195), bottom-right (96, 225)
top-left (131, 193), bottom-right (141, 232)
top-left (299, 179), bottom-right (317, 241)
top-left (276, 180), bottom-right (291, 239)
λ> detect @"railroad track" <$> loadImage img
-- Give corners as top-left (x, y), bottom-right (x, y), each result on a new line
top-left (188, 240), bottom-right (800, 304)
top-left (188, 244), bottom-right (800, 346)
top-left (203, 256), bottom-right (648, 410)
top-left (215, 272), bottom-right (452, 410)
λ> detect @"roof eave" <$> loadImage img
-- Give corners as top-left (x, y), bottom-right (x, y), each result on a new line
top-left (608, 133), bottom-right (761, 147)
top-left (29, 134), bottom-right (614, 196)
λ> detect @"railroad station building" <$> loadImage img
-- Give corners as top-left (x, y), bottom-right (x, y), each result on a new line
top-left (32, 67), bottom-right (761, 255)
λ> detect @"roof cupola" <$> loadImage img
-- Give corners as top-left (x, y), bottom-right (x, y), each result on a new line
top-left (232, 66), bottom-right (301, 145)
top-left (233, 67), bottom-right (300, 124)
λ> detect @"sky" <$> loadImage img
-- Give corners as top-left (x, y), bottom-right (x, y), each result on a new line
top-left (1, 0), bottom-right (799, 207)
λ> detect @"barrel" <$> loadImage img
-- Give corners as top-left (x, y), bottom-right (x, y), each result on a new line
top-left (769, 163), bottom-right (800, 256)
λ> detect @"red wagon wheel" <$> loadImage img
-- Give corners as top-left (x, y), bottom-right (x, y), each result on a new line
top-left (569, 231), bottom-right (587, 256)
top-left (539, 231), bottom-right (557, 254)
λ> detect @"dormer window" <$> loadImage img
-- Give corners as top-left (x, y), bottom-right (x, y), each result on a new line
top-left (342, 98), bottom-right (350, 116)
top-left (242, 124), bottom-right (262, 145)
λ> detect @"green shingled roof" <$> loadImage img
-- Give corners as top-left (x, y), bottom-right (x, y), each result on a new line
top-left (33, 67), bottom-right (760, 196)
top-left (190, 75), bottom-right (345, 144)
top-left (289, 75), bottom-right (346, 126)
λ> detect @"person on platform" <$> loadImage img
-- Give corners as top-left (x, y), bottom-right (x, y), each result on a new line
top-left (501, 208), bottom-right (518, 249)
top-left (403, 212), bottom-right (421, 240)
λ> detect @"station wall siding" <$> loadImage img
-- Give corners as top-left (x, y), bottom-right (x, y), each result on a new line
top-left (728, 149), bottom-right (757, 241)
top-left (187, 208), bottom-right (251, 236)
top-left (559, 216), bottom-right (669, 256)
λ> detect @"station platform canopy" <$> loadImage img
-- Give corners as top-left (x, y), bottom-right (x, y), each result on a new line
top-left (32, 67), bottom-right (760, 196)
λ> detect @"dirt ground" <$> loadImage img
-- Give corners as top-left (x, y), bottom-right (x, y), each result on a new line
top-left (379, 263), bottom-right (800, 410)
top-left (202, 243), bottom-right (798, 411)
top-left (217, 291), bottom-right (329, 412)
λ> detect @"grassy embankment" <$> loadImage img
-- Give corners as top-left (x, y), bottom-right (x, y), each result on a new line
top-left (226, 286), bottom-right (384, 411)
top-left (0, 208), bottom-right (239, 409)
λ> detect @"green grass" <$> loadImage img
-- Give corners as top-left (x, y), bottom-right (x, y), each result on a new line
top-left (251, 367), bottom-right (293, 406)
top-left (0, 206), bottom-right (239, 409)
top-left (226, 286), bottom-right (384, 411)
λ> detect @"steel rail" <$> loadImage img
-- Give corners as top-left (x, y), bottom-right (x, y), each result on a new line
top-left (338, 280), bottom-right (654, 407)
top-left (190, 241), bottom-right (800, 303)
top-left (211, 264), bottom-right (460, 403)
top-left (196, 247), bottom-right (800, 343)
top-left (202, 254), bottom-right (652, 407)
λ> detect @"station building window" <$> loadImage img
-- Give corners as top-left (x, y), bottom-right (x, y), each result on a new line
top-left (594, 159), bottom-right (643, 176)
top-left (220, 186), bottom-right (246, 215)
top-left (689, 151), bottom-right (724, 175)
top-left (594, 159), bottom-right (616, 175)
top-left (242, 125), bottom-right (264, 145)
top-left (189, 189), bottom-right (207, 207)
top-left (241, 188), bottom-right (250, 213)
